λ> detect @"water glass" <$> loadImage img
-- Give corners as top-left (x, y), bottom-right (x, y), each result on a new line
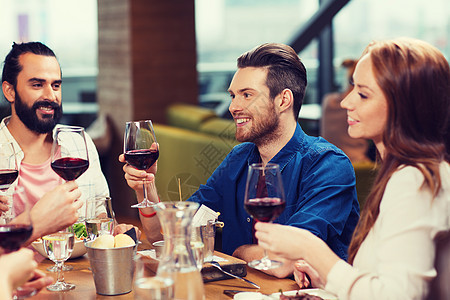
top-left (43, 227), bottom-right (75, 291)
top-left (134, 255), bottom-right (174, 300)
top-left (201, 220), bottom-right (216, 262)
top-left (85, 196), bottom-right (115, 240)
top-left (191, 226), bottom-right (205, 269)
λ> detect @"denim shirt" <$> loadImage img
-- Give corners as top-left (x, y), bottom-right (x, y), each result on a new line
top-left (189, 123), bottom-right (359, 260)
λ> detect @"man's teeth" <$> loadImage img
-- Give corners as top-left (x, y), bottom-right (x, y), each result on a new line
top-left (348, 116), bottom-right (356, 122)
top-left (39, 106), bottom-right (53, 111)
top-left (236, 118), bottom-right (250, 124)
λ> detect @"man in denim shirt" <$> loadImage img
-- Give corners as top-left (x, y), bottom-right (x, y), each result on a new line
top-left (122, 43), bottom-right (359, 278)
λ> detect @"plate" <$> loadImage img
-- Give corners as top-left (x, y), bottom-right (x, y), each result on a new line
top-left (32, 238), bottom-right (87, 259)
top-left (269, 288), bottom-right (338, 300)
top-left (234, 292), bottom-right (272, 299)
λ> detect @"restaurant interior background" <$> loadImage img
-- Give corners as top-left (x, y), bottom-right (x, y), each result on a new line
top-left (0, 0), bottom-right (448, 219)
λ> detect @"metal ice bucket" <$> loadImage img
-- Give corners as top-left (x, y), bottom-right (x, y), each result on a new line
top-left (85, 240), bottom-right (137, 295)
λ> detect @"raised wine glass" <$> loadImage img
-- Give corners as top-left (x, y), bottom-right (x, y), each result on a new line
top-left (51, 126), bottom-right (89, 182)
top-left (43, 226), bottom-right (75, 291)
top-left (0, 186), bottom-right (33, 253)
top-left (0, 142), bottom-right (19, 222)
top-left (50, 126), bottom-right (89, 272)
top-left (0, 143), bottom-right (19, 224)
top-left (123, 120), bottom-right (159, 208)
top-left (244, 163), bottom-right (286, 270)
top-left (0, 186), bottom-right (37, 299)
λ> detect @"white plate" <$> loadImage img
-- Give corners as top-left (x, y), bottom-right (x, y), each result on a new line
top-left (32, 238), bottom-right (87, 259)
top-left (269, 288), bottom-right (338, 300)
top-left (234, 292), bottom-right (272, 300)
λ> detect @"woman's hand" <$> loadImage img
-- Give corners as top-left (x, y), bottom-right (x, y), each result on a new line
top-left (294, 260), bottom-right (326, 289)
top-left (255, 222), bottom-right (340, 289)
top-left (254, 222), bottom-right (309, 261)
top-left (15, 269), bottom-right (53, 297)
top-left (0, 248), bottom-right (37, 290)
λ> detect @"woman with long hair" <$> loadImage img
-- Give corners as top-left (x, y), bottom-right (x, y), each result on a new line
top-left (255, 38), bottom-right (450, 299)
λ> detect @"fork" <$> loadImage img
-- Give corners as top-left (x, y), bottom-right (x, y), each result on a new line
top-left (209, 261), bottom-right (260, 289)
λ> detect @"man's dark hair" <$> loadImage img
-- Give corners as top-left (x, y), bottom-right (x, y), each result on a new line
top-left (1, 42), bottom-right (57, 87)
top-left (237, 43), bottom-right (307, 118)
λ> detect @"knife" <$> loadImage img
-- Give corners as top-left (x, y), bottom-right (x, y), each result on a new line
top-left (210, 261), bottom-right (260, 289)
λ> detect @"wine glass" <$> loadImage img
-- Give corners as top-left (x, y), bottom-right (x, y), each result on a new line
top-left (0, 142), bottom-right (19, 223)
top-left (51, 126), bottom-right (89, 182)
top-left (85, 196), bottom-right (115, 241)
top-left (43, 226), bottom-right (75, 291)
top-left (244, 163), bottom-right (286, 270)
top-left (49, 126), bottom-right (88, 272)
top-left (123, 120), bottom-right (159, 208)
top-left (0, 186), bottom-right (33, 253)
top-left (0, 187), bottom-right (37, 299)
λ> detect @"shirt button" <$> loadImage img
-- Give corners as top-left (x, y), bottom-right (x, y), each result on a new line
top-left (247, 218), bottom-right (251, 223)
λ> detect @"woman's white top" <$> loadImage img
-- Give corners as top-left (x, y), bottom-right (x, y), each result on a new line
top-left (326, 162), bottom-right (450, 300)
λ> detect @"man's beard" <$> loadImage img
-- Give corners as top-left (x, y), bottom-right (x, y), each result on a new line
top-left (14, 91), bottom-right (62, 134)
top-left (235, 103), bottom-right (280, 146)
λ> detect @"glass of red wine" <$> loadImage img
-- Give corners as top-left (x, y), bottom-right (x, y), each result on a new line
top-left (0, 186), bottom-right (37, 298)
top-left (0, 186), bottom-right (33, 253)
top-left (244, 163), bottom-right (286, 270)
top-left (124, 120), bottom-right (159, 208)
top-left (51, 126), bottom-right (90, 183)
top-left (0, 142), bottom-right (19, 223)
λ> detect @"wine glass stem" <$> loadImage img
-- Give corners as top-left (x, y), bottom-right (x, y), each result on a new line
top-left (142, 180), bottom-right (148, 203)
top-left (56, 262), bottom-right (65, 284)
top-left (261, 249), bottom-right (270, 262)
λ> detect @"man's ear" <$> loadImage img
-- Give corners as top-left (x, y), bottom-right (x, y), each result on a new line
top-left (2, 81), bottom-right (15, 103)
top-left (277, 88), bottom-right (294, 113)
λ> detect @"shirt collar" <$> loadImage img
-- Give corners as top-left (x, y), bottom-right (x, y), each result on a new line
top-left (246, 123), bottom-right (306, 171)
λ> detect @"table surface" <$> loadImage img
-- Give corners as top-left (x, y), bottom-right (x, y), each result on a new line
top-left (30, 251), bottom-right (298, 299)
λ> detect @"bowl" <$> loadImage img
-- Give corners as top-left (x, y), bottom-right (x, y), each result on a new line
top-left (32, 238), bottom-right (87, 259)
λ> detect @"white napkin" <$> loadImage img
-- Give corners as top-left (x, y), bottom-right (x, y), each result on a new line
top-left (192, 204), bottom-right (219, 227)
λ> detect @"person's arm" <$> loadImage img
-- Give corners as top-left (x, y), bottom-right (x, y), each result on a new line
top-left (17, 181), bottom-right (83, 244)
top-left (119, 154), bottom-right (162, 243)
top-left (257, 166), bottom-right (447, 299)
top-left (255, 222), bottom-right (340, 283)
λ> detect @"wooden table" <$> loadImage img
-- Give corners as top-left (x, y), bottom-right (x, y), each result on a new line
top-left (30, 252), bottom-right (298, 299)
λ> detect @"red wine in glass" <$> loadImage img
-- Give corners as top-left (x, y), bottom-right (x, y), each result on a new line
top-left (124, 120), bottom-right (159, 208)
top-left (0, 224), bottom-right (33, 253)
top-left (244, 163), bottom-right (286, 270)
top-left (0, 142), bottom-right (19, 192)
top-left (0, 169), bottom-right (19, 191)
top-left (244, 197), bottom-right (286, 222)
top-left (124, 149), bottom-right (159, 170)
top-left (51, 126), bottom-right (90, 183)
top-left (51, 157), bottom-right (89, 181)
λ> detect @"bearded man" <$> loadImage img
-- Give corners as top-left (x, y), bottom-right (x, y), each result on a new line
top-left (0, 42), bottom-right (136, 243)
top-left (121, 43), bottom-right (360, 278)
